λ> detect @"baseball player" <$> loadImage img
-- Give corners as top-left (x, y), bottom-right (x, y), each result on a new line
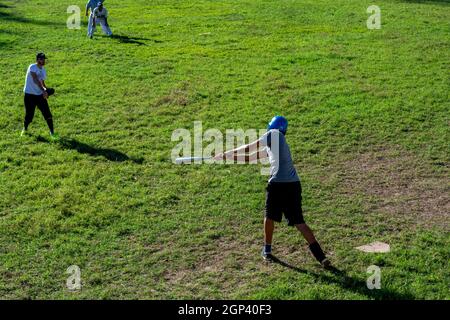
top-left (214, 116), bottom-right (331, 268)
top-left (85, 0), bottom-right (101, 38)
top-left (22, 53), bottom-right (58, 139)
top-left (88, 2), bottom-right (112, 38)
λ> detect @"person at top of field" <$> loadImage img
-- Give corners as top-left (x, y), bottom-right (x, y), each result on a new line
top-left (85, 0), bottom-right (102, 38)
top-left (214, 116), bottom-right (331, 268)
top-left (87, 1), bottom-right (112, 39)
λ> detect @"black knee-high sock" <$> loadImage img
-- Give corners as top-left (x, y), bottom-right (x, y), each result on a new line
top-left (46, 118), bottom-right (54, 134)
top-left (309, 241), bottom-right (326, 262)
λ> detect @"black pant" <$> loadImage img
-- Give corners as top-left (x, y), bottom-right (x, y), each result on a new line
top-left (24, 93), bottom-right (54, 132)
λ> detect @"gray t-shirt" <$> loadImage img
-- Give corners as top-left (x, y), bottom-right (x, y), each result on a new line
top-left (259, 129), bottom-right (300, 183)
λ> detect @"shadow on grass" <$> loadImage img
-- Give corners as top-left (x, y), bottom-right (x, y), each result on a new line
top-left (401, 0), bottom-right (450, 4)
top-left (36, 136), bottom-right (143, 164)
top-left (269, 255), bottom-right (415, 300)
top-left (106, 34), bottom-right (162, 46)
top-left (0, 10), bottom-right (61, 27)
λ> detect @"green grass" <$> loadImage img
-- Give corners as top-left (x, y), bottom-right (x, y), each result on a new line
top-left (0, 0), bottom-right (449, 299)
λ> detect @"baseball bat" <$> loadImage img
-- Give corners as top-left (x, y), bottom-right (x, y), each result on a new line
top-left (175, 156), bottom-right (212, 164)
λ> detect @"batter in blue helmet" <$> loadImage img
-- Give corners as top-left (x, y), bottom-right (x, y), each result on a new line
top-left (214, 116), bottom-right (330, 267)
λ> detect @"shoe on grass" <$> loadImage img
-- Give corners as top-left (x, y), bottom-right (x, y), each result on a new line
top-left (20, 128), bottom-right (31, 137)
top-left (262, 250), bottom-right (276, 262)
top-left (50, 132), bottom-right (60, 141)
top-left (321, 258), bottom-right (332, 269)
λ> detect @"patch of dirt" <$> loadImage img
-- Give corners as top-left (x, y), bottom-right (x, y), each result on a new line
top-left (161, 230), bottom-right (321, 298)
top-left (330, 146), bottom-right (449, 230)
top-left (153, 82), bottom-right (191, 107)
top-left (163, 238), bottom-right (247, 290)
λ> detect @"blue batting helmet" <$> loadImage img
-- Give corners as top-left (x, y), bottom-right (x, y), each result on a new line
top-left (267, 116), bottom-right (288, 134)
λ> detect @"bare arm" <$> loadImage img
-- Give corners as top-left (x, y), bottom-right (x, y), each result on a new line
top-left (229, 140), bottom-right (260, 154)
top-left (31, 72), bottom-right (48, 98)
top-left (213, 140), bottom-right (268, 162)
top-left (236, 149), bottom-right (269, 163)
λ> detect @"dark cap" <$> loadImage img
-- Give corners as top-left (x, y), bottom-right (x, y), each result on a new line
top-left (36, 52), bottom-right (47, 60)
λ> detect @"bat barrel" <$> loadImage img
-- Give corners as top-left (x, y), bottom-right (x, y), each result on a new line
top-left (175, 157), bottom-right (211, 164)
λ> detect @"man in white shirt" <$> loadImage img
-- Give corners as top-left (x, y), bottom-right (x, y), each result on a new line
top-left (22, 53), bottom-right (58, 139)
top-left (88, 2), bottom-right (112, 38)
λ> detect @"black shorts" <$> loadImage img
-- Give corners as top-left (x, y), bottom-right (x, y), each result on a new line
top-left (265, 181), bottom-right (305, 226)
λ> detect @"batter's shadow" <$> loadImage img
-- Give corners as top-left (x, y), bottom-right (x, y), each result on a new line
top-left (36, 136), bottom-right (143, 164)
top-left (268, 255), bottom-right (416, 300)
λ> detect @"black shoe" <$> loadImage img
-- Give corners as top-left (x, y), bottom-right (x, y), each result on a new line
top-left (321, 258), bottom-right (332, 269)
top-left (262, 251), bottom-right (276, 262)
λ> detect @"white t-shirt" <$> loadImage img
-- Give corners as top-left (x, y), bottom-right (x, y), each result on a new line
top-left (93, 7), bottom-right (108, 19)
top-left (24, 63), bottom-right (46, 95)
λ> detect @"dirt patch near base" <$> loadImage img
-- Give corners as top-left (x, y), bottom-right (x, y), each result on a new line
top-left (330, 146), bottom-right (449, 230)
top-left (162, 237), bottom-right (254, 298)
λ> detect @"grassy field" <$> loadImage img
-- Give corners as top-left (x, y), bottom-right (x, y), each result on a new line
top-left (0, 0), bottom-right (449, 299)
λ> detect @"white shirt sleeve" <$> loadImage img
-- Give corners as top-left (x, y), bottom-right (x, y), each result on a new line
top-left (29, 64), bottom-right (38, 74)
